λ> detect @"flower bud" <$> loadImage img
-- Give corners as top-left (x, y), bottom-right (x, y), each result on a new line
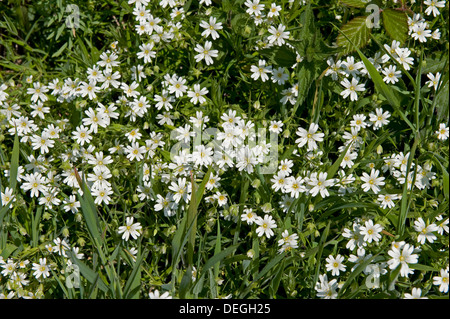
top-left (261, 202), bottom-right (273, 213)
top-left (62, 227), bottom-right (70, 238)
top-left (251, 178), bottom-right (261, 189)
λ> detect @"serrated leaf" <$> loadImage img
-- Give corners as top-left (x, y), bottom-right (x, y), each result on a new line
top-left (435, 77), bottom-right (449, 122)
top-left (341, 0), bottom-right (367, 8)
top-left (382, 9), bottom-right (408, 44)
top-left (297, 3), bottom-right (315, 60)
top-left (296, 61), bottom-right (317, 105)
top-left (258, 45), bottom-right (297, 68)
top-left (336, 16), bottom-right (371, 55)
top-left (422, 52), bottom-right (449, 74)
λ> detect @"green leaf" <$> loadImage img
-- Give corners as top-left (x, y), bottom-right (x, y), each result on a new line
top-left (195, 244), bottom-right (240, 288)
top-left (410, 264), bottom-right (440, 272)
top-left (52, 42), bottom-right (68, 58)
top-left (258, 45), bottom-right (297, 68)
top-left (382, 9), bottom-right (409, 44)
top-left (338, 254), bottom-right (381, 298)
top-left (340, 0), bottom-right (367, 8)
top-left (9, 132), bottom-right (20, 191)
top-left (422, 52), bottom-right (449, 74)
top-left (67, 251), bottom-right (109, 293)
top-left (313, 221), bottom-right (331, 286)
top-left (435, 78), bottom-right (449, 122)
top-left (123, 249), bottom-right (148, 299)
top-left (336, 16), bottom-right (371, 55)
top-left (326, 141), bottom-right (353, 180)
top-left (296, 61), bottom-right (316, 106)
top-left (0, 243), bottom-right (17, 259)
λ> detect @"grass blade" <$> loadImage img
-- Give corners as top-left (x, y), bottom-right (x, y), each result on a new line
top-left (9, 131), bottom-right (20, 191)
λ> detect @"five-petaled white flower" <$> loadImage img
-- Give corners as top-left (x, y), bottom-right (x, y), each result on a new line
top-left (118, 217), bottom-right (142, 241)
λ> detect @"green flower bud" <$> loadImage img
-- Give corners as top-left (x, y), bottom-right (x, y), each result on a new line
top-left (19, 227), bottom-right (27, 236)
top-left (62, 227), bottom-right (70, 238)
top-left (376, 144), bottom-right (383, 155)
top-left (43, 211), bottom-right (52, 220)
top-left (251, 178), bottom-right (261, 189)
top-left (261, 202), bottom-right (273, 213)
top-left (77, 237), bottom-right (86, 247)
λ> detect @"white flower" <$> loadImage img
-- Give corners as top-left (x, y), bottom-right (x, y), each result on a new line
top-left (340, 151), bottom-right (357, 169)
top-left (382, 65), bottom-right (401, 84)
top-left (436, 123), bottom-right (449, 140)
top-left (241, 208), bottom-right (258, 225)
top-left (149, 289), bottom-right (172, 299)
top-left (410, 22), bottom-right (432, 42)
top-left (194, 41), bottom-right (219, 65)
top-left (325, 57), bottom-right (343, 80)
top-left (187, 84), bottom-right (208, 105)
top-left (369, 108), bottom-right (391, 129)
top-left (295, 123), bottom-right (324, 151)
top-left (307, 172), bottom-right (334, 198)
top-left (426, 72), bottom-right (441, 90)
top-left (1, 187), bottom-right (15, 207)
top-left (169, 177), bottom-right (191, 204)
top-left (192, 144), bottom-right (213, 168)
top-left (340, 77), bottom-right (365, 101)
top-left (72, 125), bottom-right (93, 146)
top-left (360, 169), bottom-right (385, 194)
top-left (267, 24), bottom-right (290, 46)
top-left (350, 114), bottom-right (367, 131)
top-left (200, 16), bottom-right (223, 40)
top-left (167, 75), bottom-right (188, 98)
top-left (244, 0), bottom-right (264, 16)
top-left (121, 81), bottom-right (140, 98)
top-left (377, 193), bottom-right (400, 209)
top-left (394, 47), bottom-right (414, 70)
top-left (250, 59), bottom-right (272, 82)
top-left (20, 172), bottom-right (49, 198)
top-left (315, 274), bottom-right (339, 299)
top-left (325, 254), bottom-right (346, 276)
top-left (359, 220), bottom-right (383, 243)
top-left (342, 56), bottom-right (364, 77)
top-left (433, 268), bottom-right (449, 293)
top-left (30, 133), bottom-right (54, 155)
top-left (27, 82), bottom-right (48, 103)
top-left (268, 120), bottom-right (284, 134)
top-left (255, 214), bottom-right (277, 238)
top-left (137, 42), bottom-right (156, 64)
top-left (32, 258), bottom-right (50, 279)
top-left (125, 142), bottom-right (147, 161)
top-left (284, 176), bottom-right (306, 199)
top-left (92, 185), bottom-right (113, 205)
top-left (118, 217), bottom-right (142, 241)
top-left (413, 218), bottom-right (439, 245)
top-left (271, 67), bottom-right (289, 85)
top-left (267, 3), bottom-right (282, 17)
top-left (424, 0), bottom-right (446, 17)
top-left (404, 287), bottom-right (428, 299)
top-left (387, 243), bottom-right (418, 277)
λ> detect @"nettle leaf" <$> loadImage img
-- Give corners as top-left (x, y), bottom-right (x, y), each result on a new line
top-left (336, 16), bottom-right (371, 55)
top-left (258, 45), bottom-right (297, 68)
top-left (422, 51), bottom-right (449, 74)
top-left (296, 60), bottom-right (320, 106)
top-left (340, 0), bottom-right (367, 8)
top-left (297, 2), bottom-right (316, 60)
top-left (382, 9), bottom-right (408, 44)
